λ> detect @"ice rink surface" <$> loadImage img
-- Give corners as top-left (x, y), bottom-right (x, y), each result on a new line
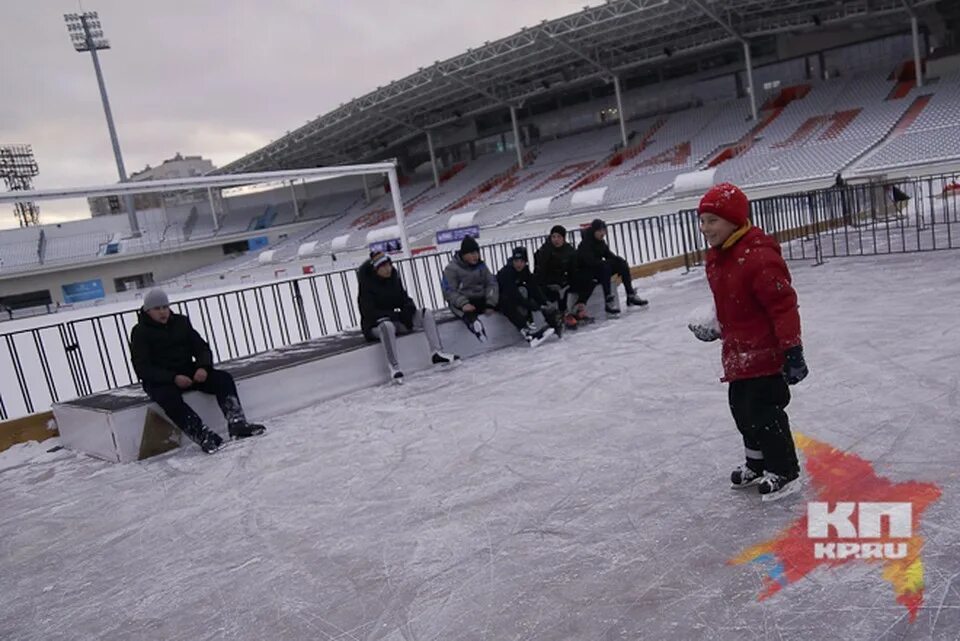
top-left (2, 251), bottom-right (959, 641)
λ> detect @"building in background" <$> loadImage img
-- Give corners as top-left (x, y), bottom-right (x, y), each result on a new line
top-left (89, 153), bottom-right (216, 216)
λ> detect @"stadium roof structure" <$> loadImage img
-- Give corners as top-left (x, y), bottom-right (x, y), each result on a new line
top-left (219, 0), bottom-right (936, 174)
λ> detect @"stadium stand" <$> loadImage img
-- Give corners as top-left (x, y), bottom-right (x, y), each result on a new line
top-left (855, 72), bottom-right (960, 171)
top-left (4, 26), bottom-right (960, 285)
top-left (0, 227), bottom-right (41, 270)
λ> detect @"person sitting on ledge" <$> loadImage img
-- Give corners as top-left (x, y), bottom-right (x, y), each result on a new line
top-left (358, 250), bottom-right (460, 384)
top-left (129, 289), bottom-right (265, 454)
top-left (441, 235), bottom-right (499, 342)
top-left (576, 218), bottom-right (648, 314)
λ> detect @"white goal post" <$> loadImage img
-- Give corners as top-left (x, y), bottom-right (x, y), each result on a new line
top-left (0, 161), bottom-right (414, 258)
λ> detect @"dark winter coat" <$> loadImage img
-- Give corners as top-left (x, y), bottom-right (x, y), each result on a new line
top-left (534, 240), bottom-right (578, 287)
top-left (130, 311), bottom-right (214, 385)
top-left (441, 254), bottom-right (499, 309)
top-left (705, 226), bottom-right (802, 382)
top-left (496, 261), bottom-right (546, 312)
top-left (576, 228), bottom-right (616, 271)
top-left (357, 259), bottom-right (416, 341)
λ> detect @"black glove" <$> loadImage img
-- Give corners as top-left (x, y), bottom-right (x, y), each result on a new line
top-left (783, 345), bottom-right (808, 385)
top-left (688, 323), bottom-right (720, 342)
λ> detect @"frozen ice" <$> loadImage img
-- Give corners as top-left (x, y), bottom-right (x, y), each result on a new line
top-left (1, 252), bottom-right (959, 640)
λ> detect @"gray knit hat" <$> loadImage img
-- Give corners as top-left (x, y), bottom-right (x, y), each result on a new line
top-left (142, 289), bottom-right (170, 310)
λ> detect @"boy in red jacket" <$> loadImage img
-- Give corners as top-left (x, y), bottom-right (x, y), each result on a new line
top-left (690, 183), bottom-right (809, 502)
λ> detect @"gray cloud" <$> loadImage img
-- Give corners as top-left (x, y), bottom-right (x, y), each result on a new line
top-left (0, 0), bottom-right (590, 228)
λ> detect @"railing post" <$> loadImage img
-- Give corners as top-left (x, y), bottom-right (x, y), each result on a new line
top-left (291, 279), bottom-right (311, 342)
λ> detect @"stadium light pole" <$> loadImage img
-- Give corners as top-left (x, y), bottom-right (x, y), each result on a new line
top-left (742, 40), bottom-right (758, 121)
top-left (64, 11), bottom-right (140, 236)
top-left (288, 180), bottom-right (301, 220)
top-left (510, 106), bottom-right (524, 168)
top-left (613, 76), bottom-right (629, 148)
top-left (426, 129), bottom-right (440, 188)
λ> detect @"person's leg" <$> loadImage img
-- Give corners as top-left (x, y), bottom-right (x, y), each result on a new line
top-left (750, 376), bottom-right (799, 478)
top-left (371, 319), bottom-right (400, 369)
top-left (143, 382), bottom-right (208, 445)
top-left (595, 263), bottom-right (613, 298)
top-left (543, 284), bottom-right (564, 312)
top-left (611, 255), bottom-right (636, 296)
top-left (413, 308), bottom-right (444, 354)
top-left (192, 368), bottom-right (240, 420)
top-left (728, 381), bottom-right (766, 476)
top-left (193, 369), bottom-right (265, 437)
top-left (498, 296), bottom-right (530, 330)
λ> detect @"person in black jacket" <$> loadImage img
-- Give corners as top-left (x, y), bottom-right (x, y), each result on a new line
top-left (358, 251), bottom-right (459, 384)
top-left (534, 225), bottom-right (595, 329)
top-left (129, 289), bottom-right (264, 454)
top-left (496, 246), bottom-right (560, 347)
top-left (576, 218), bottom-right (648, 314)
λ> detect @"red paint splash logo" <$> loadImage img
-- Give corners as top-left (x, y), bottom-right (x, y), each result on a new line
top-left (730, 434), bottom-right (941, 621)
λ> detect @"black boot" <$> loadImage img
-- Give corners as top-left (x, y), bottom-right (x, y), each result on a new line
top-left (200, 430), bottom-right (224, 454)
top-left (626, 293), bottom-right (649, 307)
top-left (228, 420), bottom-right (266, 439)
top-left (181, 414), bottom-right (221, 453)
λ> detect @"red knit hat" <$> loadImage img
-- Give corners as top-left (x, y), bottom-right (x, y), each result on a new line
top-left (698, 183), bottom-right (750, 227)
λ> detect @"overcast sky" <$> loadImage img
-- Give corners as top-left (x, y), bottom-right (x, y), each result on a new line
top-left (0, 0), bottom-right (592, 228)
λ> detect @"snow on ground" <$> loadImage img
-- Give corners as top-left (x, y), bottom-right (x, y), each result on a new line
top-left (2, 251), bottom-right (960, 641)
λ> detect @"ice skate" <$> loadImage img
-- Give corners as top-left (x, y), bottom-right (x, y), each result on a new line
top-left (432, 351), bottom-right (461, 367)
top-left (758, 472), bottom-right (801, 502)
top-left (625, 293), bottom-right (649, 308)
top-left (730, 463), bottom-right (763, 489)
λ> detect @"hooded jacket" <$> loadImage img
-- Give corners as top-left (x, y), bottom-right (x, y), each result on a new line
top-left (705, 226), bottom-right (801, 382)
top-left (534, 239), bottom-right (578, 287)
top-left (441, 253), bottom-right (499, 309)
top-left (576, 227), bottom-right (616, 271)
top-left (357, 258), bottom-right (416, 340)
top-left (496, 260), bottom-right (546, 311)
top-left (129, 311), bottom-right (214, 385)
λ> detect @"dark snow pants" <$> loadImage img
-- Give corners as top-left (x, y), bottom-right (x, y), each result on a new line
top-left (728, 375), bottom-right (800, 478)
top-left (143, 369), bottom-right (244, 440)
top-left (585, 256), bottom-right (635, 299)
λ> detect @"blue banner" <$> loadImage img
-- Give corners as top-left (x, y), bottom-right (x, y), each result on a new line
top-left (369, 239), bottom-right (402, 253)
top-left (436, 225), bottom-right (480, 245)
top-left (62, 279), bottom-right (105, 303)
top-left (247, 236), bottom-right (269, 251)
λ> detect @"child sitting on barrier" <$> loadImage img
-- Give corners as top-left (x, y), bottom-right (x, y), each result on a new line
top-left (534, 225), bottom-right (595, 330)
top-left (441, 236), bottom-right (499, 342)
top-left (575, 218), bottom-right (648, 314)
top-left (357, 251), bottom-right (459, 384)
top-left (689, 183), bottom-right (809, 502)
top-left (129, 289), bottom-right (265, 454)
top-left (496, 246), bottom-right (560, 348)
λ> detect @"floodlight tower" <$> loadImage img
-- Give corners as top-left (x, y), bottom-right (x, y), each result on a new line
top-left (0, 145), bottom-right (41, 227)
top-left (64, 11), bottom-right (140, 236)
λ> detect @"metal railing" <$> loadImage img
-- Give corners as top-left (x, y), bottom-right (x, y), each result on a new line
top-left (2, 171), bottom-right (959, 420)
